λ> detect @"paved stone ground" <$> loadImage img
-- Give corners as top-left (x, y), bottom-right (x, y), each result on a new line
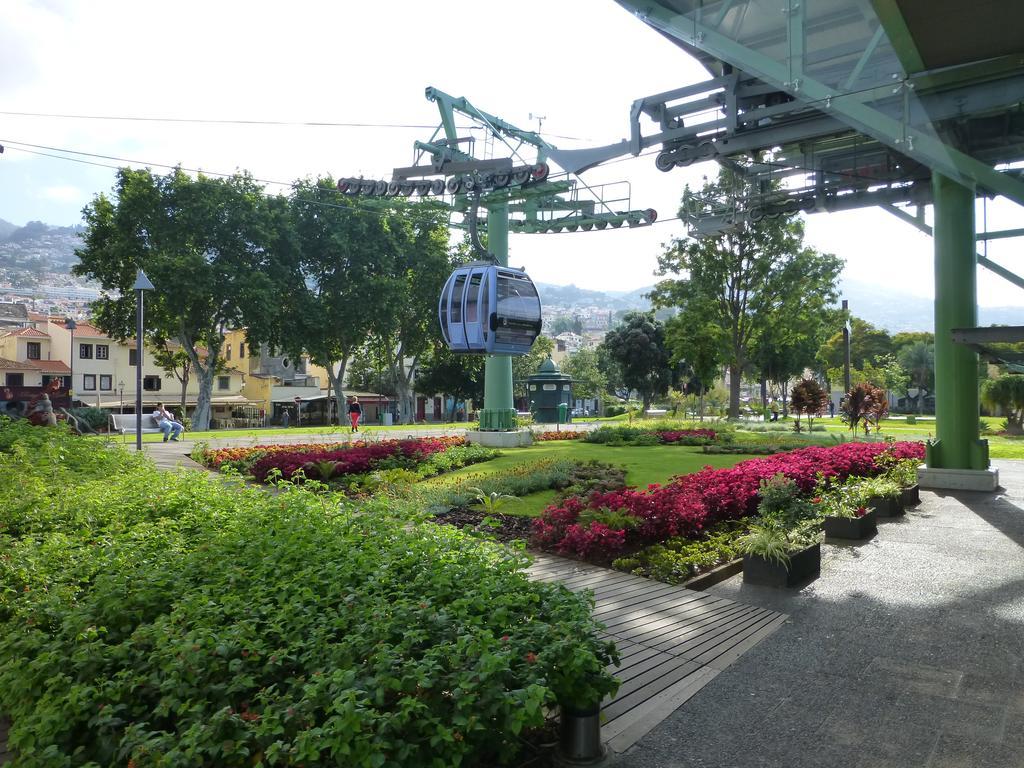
top-left (615, 460), bottom-right (1024, 768)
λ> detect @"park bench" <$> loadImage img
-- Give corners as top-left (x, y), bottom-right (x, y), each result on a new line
top-left (110, 413), bottom-right (163, 439)
top-left (644, 409), bottom-right (668, 418)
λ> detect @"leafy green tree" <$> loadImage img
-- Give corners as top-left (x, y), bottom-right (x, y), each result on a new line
top-left (560, 348), bottom-right (606, 402)
top-left (74, 168), bottom-right (284, 430)
top-left (817, 316), bottom-right (894, 374)
top-left (981, 374), bottom-right (1024, 434)
top-left (261, 179), bottom-right (428, 425)
top-left (150, 343), bottom-right (227, 413)
top-left (599, 312), bottom-right (671, 410)
top-left (892, 331), bottom-right (934, 352)
top-left (550, 316), bottom-right (583, 335)
top-left (415, 345), bottom-right (485, 420)
top-left (595, 344), bottom-right (628, 402)
top-left (369, 200), bottom-right (455, 423)
top-left (663, 300), bottom-right (725, 420)
top-left (897, 341), bottom-right (935, 413)
top-left (346, 344), bottom-right (398, 397)
top-left (653, 169), bottom-right (841, 418)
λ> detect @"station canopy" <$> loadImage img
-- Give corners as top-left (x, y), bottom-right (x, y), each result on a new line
top-left (600, 1), bottom-right (1024, 227)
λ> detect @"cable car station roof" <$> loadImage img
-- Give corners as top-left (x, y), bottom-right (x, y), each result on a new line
top-left (549, 2), bottom-right (1024, 232)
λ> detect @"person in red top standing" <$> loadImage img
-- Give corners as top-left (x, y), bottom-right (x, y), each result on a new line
top-left (347, 395), bottom-right (362, 433)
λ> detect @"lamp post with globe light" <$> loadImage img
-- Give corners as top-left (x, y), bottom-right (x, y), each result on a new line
top-left (133, 270), bottom-right (155, 451)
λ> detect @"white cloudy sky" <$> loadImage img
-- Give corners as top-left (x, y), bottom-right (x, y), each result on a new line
top-left (0, 0), bottom-right (1021, 306)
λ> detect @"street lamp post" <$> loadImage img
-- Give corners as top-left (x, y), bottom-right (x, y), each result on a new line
top-left (119, 380), bottom-right (125, 414)
top-left (65, 317), bottom-right (77, 407)
top-left (133, 270), bottom-right (155, 451)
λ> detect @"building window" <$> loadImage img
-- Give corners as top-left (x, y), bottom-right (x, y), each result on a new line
top-left (5, 373), bottom-right (23, 387)
top-left (129, 349), bottom-right (138, 366)
top-left (239, 343), bottom-right (245, 359)
top-left (218, 376), bottom-right (231, 391)
top-left (79, 343), bottom-right (93, 359)
top-left (83, 374), bottom-right (97, 391)
top-left (96, 344), bottom-right (109, 360)
top-left (143, 375), bottom-right (162, 391)
top-left (225, 343), bottom-right (232, 361)
top-left (100, 375), bottom-right (112, 391)
top-left (26, 341), bottom-right (41, 360)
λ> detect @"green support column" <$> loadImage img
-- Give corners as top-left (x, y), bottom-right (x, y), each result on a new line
top-left (928, 173), bottom-right (989, 470)
top-left (479, 198), bottom-right (517, 431)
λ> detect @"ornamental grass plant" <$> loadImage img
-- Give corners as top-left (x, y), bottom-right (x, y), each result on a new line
top-left (0, 421), bottom-right (619, 767)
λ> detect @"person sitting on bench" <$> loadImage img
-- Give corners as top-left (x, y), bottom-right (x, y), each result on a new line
top-left (153, 402), bottom-right (184, 442)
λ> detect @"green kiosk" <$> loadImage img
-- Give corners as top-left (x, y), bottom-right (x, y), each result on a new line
top-left (527, 358), bottom-right (573, 426)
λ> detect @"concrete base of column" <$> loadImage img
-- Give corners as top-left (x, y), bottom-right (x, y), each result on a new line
top-left (918, 464), bottom-right (1000, 492)
top-left (466, 429), bottom-right (534, 448)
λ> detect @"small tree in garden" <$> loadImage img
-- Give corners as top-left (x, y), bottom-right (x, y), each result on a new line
top-left (790, 378), bottom-right (828, 433)
top-left (981, 374), bottom-right (1024, 434)
top-left (841, 382), bottom-right (888, 435)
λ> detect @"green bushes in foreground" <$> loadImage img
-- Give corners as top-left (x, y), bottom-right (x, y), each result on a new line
top-left (0, 421), bottom-right (618, 767)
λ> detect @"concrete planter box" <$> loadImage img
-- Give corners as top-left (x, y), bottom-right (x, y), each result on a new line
top-left (823, 509), bottom-right (877, 540)
top-left (868, 495), bottom-right (904, 518)
top-left (901, 484), bottom-right (921, 507)
top-left (742, 543), bottom-right (821, 587)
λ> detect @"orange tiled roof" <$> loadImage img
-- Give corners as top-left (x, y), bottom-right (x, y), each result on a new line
top-left (53, 320), bottom-right (109, 338)
top-left (2, 327), bottom-right (49, 338)
top-left (0, 357), bottom-right (37, 370)
top-left (31, 359), bottom-right (71, 374)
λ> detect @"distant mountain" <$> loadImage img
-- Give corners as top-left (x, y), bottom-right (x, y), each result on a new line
top-left (839, 278), bottom-right (1021, 333)
top-left (0, 218), bottom-right (17, 241)
top-left (0, 220), bottom-right (85, 274)
top-left (535, 281), bottom-right (653, 311)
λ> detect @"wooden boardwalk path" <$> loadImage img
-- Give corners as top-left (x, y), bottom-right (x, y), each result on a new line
top-left (528, 554), bottom-right (787, 753)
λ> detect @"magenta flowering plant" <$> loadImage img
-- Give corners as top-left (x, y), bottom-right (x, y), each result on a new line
top-left (531, 441), bottom-right (925, 560)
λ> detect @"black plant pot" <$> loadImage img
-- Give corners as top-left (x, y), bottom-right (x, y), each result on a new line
top-left (823, 509), bottom-right (877, 540)
top-left (901, 484), bottom-right (920, 507)
top-left (742, 543), bottom-right (821, 587)
top-left (868, 495), bottom-right (904, 518)
top-left (558, 704), bottom-right (605, 765)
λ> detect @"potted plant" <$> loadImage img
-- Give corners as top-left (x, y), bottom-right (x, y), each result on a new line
top-left (550, 639), bottom-right (621, 765)
top-left (859, 476), bottom-right (904, 517)
top-left (739, 523), bottom-right (821, 587)
top-left (739, 474), bottom-right (822, 587)
top-left (814, 481), bottom-right (877, 540)
top-left (889, 458), bottom-right (921, 506)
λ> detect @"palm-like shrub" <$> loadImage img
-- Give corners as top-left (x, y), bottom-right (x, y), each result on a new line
top-left (841, 382), bottom-right (888, 435)
top-left (981, 374), bottom-right (1024, 434)
top-left (789, 378), bottom-right (828, 433)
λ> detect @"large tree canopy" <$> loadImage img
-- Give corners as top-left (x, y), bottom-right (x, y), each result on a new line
top-left (599, 311), bottom-right (671, 410)
top-left (560, 348), bottom-right (607, 402)
top-left (652, 170), bottom-right (842, 418)
top-left (74, 168), bottom-right (284, 430)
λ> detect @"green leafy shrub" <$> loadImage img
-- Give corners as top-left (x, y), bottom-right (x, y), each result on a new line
top-left (612, 522), bottom-right (744, 583)
top-left (0, 424), bottom-right (620, 766)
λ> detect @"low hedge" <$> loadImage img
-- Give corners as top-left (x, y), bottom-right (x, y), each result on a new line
top-left (0, 422), bottom-right (619, 767)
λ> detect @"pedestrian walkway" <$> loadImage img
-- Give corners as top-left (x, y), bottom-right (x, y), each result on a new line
top-left (528, 555), bottom-right (786, 753)
top-left (617, 460), bottom-right (1024, 768)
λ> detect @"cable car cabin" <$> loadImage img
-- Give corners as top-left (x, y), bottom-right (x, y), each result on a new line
top-left (439, 265), bottom-right (542, 355)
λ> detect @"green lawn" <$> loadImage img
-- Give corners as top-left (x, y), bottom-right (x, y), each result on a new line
top-left (112, 422), bottom-right (457, 443)
top-left (421, 441), bottom-right (757, 517)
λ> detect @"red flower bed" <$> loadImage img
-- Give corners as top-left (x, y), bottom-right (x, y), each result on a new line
top-left (239, 436), bottom-right (466, 482)
top-left (534, 431), bottom-right (586, 441)
top-left (202, 442), bottom-right (348, 470)
top-left (655, 428), bottom-right (717, 445)
top-left (532, 441), bottom-right (924, 559)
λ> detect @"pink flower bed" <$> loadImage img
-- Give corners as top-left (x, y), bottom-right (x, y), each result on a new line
top-left (249, 436), bottom-right (466, 483)
top-left (532, 441), bottom-right (924, 559)
top-left (655, 428), bottom-right (717, 444)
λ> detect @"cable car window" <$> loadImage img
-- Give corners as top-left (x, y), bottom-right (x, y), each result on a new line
top-left (496, 273), bottom-right (540, 320)
top-left (450, 274), bottom-right (466, 323)
top-left (465, 274), bottom-right (482, 323)
top-left (479, 272), bottom-right (489, 330)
